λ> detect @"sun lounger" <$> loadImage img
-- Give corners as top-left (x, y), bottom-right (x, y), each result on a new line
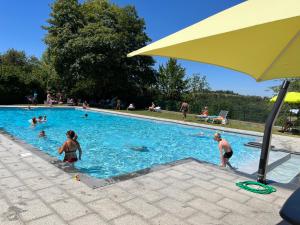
top-left (206, 110), bottom-right (229, 124)
top-left (195, 114), bottom-right (209, 120)
top-left (67, 98), bottom-right (75, 106)
top-left (154, 106), bottom-right (161, 112)
top-left (280, 188), bottom-right (300, 225)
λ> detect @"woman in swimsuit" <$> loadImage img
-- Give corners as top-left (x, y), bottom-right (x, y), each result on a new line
top-left (58, 130), bottom-right (82, 163)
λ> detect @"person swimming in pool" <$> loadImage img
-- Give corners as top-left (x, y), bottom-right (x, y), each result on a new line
top-left (81, 113), bottom-right (88, 118)
top-left (31, 117), bottom-right (37, 126)
top-left (213, 132), bottom-right (233, 167)
top-left (192, 132), bottom-right (205, 137)
top-left (129, 146), bottom-right (148, 152)
top-left (39, 130), bottom-right (46, 137)
top-left (38, 116), bottom-right (43, 123)
top-left (58, 130), bottom-right (82, 163)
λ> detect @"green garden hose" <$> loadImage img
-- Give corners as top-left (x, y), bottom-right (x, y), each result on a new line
top-left (236, 181), bottom-right (276, 194)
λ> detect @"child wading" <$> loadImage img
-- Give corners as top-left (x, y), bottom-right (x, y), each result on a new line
top-left (213, 133), bottom-right (233, 167)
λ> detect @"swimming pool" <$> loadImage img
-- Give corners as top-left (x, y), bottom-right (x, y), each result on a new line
top-left (0, 107), bottom-right (259, 179)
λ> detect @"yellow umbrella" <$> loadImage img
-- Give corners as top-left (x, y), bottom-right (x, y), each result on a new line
top-left (128, 0), bottom-right (300, 81)
top-left (128, 0), bottom-right (300, 184)
top-left (270, 92), bottom-right (300, 103)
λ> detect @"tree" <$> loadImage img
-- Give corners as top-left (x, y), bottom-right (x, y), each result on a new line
top-left (38, 51), bottom-right (61, 91)
top-left (43, 0), bottom-right (84, 90)
top-left (43, 0), bottom-right (156, 100)
top-left (2, 49), bottom-right (27, 66)
top-left (157, 58), bottom-right (187, 100)
top-left (270, 79), bottom-right (300, 94)
top-left (0, 49), bottom-right (45, 104)
top-left (186, 74), bottom-right (210, 94)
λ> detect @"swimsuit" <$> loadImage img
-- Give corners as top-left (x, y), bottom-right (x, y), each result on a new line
top-left (63, 143), bottom-right (78, 163)
top-left (223, 150), bottom-right (233, 159)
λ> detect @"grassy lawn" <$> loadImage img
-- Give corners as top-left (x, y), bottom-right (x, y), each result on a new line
top-left (113, 109), bottom-right (299, 137)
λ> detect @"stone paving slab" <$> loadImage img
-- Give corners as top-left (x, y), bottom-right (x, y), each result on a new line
top-left (0, 133), bottom-right (297, 225)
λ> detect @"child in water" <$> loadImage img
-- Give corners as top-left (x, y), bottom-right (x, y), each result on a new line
top-left (39, 130), bottom-right (46, 137)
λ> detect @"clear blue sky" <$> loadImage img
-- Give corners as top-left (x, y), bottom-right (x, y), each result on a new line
top-left (0, 0), bottom-right (280, 97)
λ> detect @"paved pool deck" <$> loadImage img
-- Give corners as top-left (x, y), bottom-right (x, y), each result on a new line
top-left (0, 106), bottom-right (299, 224)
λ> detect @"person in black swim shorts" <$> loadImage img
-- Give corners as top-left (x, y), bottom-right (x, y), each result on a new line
top-left (213, 132), bottom-right (233, 167)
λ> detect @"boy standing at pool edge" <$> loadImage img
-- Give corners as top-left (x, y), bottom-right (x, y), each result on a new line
top-left (213, 133), bottom-right (233, 167)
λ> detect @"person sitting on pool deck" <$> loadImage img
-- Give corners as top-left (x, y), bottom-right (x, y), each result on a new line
top-left (213, 132), bottom-right (233, 167)
top-left (58, 130), bottom-right (82, 163)
top-left (83, 101), bottom-right (89, 109)
top-left (148, 102), bottom-right (155, 111)
top-left (200, 106), bottom-right (209, 116)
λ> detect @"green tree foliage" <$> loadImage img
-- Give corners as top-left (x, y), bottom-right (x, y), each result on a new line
top-left (38, 51), bottom-right (61, 91)
top-left (188, 93), bottom-right (271, 122)
top-left (186, 74), bottom-right (210, 94)
top-left (0, 49), bottom-right (45, 104)
top-left (270, 79), bottom-right (300, 94)
top-left (153, 60), bottom-right (271, 122)
top-left (157, 58), bottom-right (187, 101)
top-left (43, 0), bottom-right (156, 100)
top-left (269, 79), bottom-right (300, 126)
top-left (43, 0), bottom-right (84, 90)
top-left (185, 74), bottom-right (210, 107)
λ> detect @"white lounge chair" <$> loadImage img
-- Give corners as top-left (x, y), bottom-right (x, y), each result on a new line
top-left (206, 110), bottom-right (229, 124)
top-left (154, 106), bottom-right (161, 112)
top-left (195, 114), bottom-right (209, 120)
top-left (127, 104), bottom-right (135, 110)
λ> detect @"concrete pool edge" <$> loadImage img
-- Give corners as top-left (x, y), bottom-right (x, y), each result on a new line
top-left (0, 128), bottom-right (299, 191)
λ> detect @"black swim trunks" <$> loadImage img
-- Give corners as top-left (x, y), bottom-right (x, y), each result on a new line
top-left (223, 151), bottom-right (233, 159)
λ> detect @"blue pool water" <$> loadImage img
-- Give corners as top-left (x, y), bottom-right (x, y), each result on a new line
top-left (0, 107), bottom-right (259, 178)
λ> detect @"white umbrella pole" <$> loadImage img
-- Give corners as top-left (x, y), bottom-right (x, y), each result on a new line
top-left (257, 80), bottom-right (290, 184)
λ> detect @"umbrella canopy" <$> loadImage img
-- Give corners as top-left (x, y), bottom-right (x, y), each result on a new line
top-left (270, 92), bottom-right (300, 103)
top-left (128, 0), bottom-right (300, 81)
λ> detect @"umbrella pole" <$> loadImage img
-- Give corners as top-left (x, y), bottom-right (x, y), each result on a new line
top-left (257, 80), bottom-right (290, 184)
